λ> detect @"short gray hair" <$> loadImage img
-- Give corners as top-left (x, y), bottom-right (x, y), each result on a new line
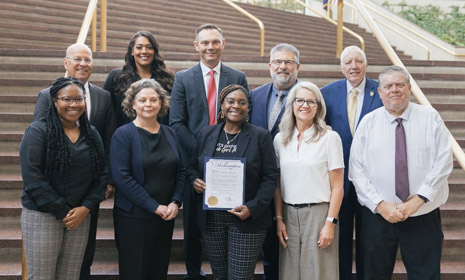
top-left (339, 45), bottom-right (366, 67)
top-left (378, 65), bottom-right (411, 86)
top-left (270, 43), bottom-right (300, 64)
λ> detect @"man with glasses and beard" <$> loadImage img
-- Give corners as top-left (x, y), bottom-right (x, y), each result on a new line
top-left (249, 43), bottom-right (301, 280)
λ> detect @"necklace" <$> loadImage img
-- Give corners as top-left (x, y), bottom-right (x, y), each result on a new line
top-left (224, 130), bottom-right (241, 144)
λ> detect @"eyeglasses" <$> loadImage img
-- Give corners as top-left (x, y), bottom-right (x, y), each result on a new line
top-left (56, 97), bottom-right (85, 104)
top-left (294, 98), bottom-right (318, 107)
top-left (66, 57), bottom-right (93, 64)
top-left (270, 59), bottom-right (297, 66)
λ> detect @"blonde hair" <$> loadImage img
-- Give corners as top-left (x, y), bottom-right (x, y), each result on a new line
top-left (278, 81), bottom-right (327, 146)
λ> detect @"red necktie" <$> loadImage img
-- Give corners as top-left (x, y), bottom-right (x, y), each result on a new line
top-left (207, 70), bottom-right (217, 125)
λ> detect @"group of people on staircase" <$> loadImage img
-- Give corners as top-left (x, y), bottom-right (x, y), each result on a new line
top-left (19, 22), bottom-right (452, 280)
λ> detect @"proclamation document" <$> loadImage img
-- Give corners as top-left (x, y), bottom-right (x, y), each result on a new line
top-left (203, 157), bottom-right (245, 210)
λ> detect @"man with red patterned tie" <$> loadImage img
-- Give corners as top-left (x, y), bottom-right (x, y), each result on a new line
top-left (169, 24), bottom-right (248, 280)
top-left (349, 66), bottom-right (452, 280)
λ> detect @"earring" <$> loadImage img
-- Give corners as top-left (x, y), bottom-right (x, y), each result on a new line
top-left (220, 111), bottom-right (224, 119)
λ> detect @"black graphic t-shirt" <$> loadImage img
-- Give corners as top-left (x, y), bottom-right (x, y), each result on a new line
top-left (214, 131), bottom-right (241, 157)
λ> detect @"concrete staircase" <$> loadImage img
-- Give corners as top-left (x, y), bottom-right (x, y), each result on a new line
top-left (1, 0), bottom-right (465, 279)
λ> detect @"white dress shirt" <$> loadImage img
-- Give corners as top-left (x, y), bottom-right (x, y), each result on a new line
top-left (346, 78), bottom-right (366, 129)
top-left (84, 82), bottom-right (91, 119)
top-left (274, 126), bottom-right (344, 204)
top-left (200, 61), bottom-right (221, 97)
top-left (349, 102), bottom-right (452, 216)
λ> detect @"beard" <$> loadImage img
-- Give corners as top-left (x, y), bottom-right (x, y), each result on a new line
top-left (271, 71), bottom-right (296, 88)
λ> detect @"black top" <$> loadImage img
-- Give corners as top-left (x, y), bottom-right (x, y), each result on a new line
top-left (116, 127), bottom-right (178, 218)
top-left (213, 130), bottom-right (241, 157)
top-left (103, 68), bottom-right (169, 128)
top-left (20, 120), bottom-right (107, 219)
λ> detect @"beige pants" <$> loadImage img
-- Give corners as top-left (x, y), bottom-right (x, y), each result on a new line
top-left (279, 203), bottom-right (339, 280)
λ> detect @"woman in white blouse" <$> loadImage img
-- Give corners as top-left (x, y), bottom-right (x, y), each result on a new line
top-left (273, 81), bottom-right (344, 280)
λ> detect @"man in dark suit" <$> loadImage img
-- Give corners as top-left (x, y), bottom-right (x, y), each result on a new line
top-left (320, 45), bottom-right (383, 280)
top-left (33, 43), bottom-right (116, 280)
top-left (169, 24), bottom-right (248, 280)
top-left (249, 43), bottom-right (300, 280)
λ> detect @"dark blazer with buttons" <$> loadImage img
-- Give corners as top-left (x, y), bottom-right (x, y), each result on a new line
top-left (110, 122), bottom-right (185, 213)
top-left (190, 121), bottom-right (278, 233)
top-left (33, 83), bottom-right (116, 156)
top-left (320, 78), bottom-right (382, 196)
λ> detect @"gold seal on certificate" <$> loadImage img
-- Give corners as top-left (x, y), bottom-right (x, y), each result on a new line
top-left (207, 196), bottom-right (219, 206)
top-left (203, 157), bottom-right (245, 210)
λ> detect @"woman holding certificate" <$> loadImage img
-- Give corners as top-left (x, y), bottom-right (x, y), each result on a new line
top-left (273, 81), bottom-right (344, 280)
top-left (110, 79), bottom-right (184, 279)
top-left (190, 84), bottom-right (278, 280)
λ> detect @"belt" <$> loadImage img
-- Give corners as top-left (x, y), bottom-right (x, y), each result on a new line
top-left (285, 202), bottom-right (321, 208)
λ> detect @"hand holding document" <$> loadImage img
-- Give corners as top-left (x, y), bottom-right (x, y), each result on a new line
top-left (203, 157), bottom-right (245, 210)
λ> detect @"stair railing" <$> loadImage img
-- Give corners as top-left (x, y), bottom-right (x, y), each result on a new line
top-left (352, 0), bottom-right (465, 170)
top-left (293, 0), bottom-right (365, 52)
top-left (222, 0), bottom-right (265, 56)
top-left (76, 0), bottom-right (107, 52)
top-left (344, 1), bottom-right (430, 60)
top-left (354, 0), bottom-right (465, 59)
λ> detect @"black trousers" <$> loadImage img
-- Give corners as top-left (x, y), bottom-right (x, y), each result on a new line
top-left (361, 206), bottom-right (443, 280)
top-left (114, 210), bottom-right (175, 280)
top-left (79, 208), bottom-right (99, 280)
top-left (338, 184), bottom-right (364, 280)
top-left (262, 202), bottom-right (279, 280)
top-left (183, 184), bottom-right (205, 279)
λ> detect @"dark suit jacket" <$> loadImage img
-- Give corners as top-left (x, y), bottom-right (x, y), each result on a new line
top-left (249, 82), bottom-right (294, 139)
top-left (33, 83), bottom-right (116, 155)
top-left (110, 122), bottom-right (185, 213)
top-left (190, 121), bottom-right (278, 233)
top-left (169, 62), bottom-right (249, 164)
top-left (321, 78), bottom-right (383, 196)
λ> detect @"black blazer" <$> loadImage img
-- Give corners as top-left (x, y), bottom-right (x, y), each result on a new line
top-left (169, 62), bottom-right (249, 165)
top-left (33, 83), bottom-right (116, 155)
top-left (190, 121), bottom-right (278, 233)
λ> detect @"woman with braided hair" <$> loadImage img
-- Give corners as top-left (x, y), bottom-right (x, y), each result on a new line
top-left (20, 77), bottom-right (107, 279)
top-left (103, 30), bottom-right (174, 127)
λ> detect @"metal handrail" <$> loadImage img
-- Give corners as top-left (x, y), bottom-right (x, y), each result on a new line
top-left (361, 0), bottom-right (465, 58)
top-left (76, 0), bottom-right (99, 44)
top-left (222, 0), bottom-right (265, 56)
top-left (352, 0), bottom-right (465, 171)
top-left (345, 1), bottom-right (430, 60)
top-left (293, 0), bottom-right (365, 52)
top-left (76, 0), bottom-right (107, 52)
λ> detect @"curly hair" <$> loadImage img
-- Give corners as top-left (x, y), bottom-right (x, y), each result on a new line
top-left (45, 77), bottom-right (105, 189)
top-left (121, 79), bottom-right (170, 120)
top-left (278, 81), bottom-right (328, 146)
top-left (112, 31), bottom-right (174, 98)
top-left (216, 84), bottom-right (250, 124)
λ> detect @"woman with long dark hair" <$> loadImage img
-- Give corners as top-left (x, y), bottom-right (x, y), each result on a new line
top-left (103, 30), bottom-right (174, 127)
top-left (20, 77), bottom-right (107, 279)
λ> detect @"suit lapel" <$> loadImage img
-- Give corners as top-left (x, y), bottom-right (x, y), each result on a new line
top-left (235, 122), bottom-right (250, 158)
top-left (338, 81), bottom-right (351, 136)
top-left (359, 79), bottom-right (378, 121)
top-left (88, 83), bottom-right (98, 123)
top-left (218, 63), bottom-right (229, 93)
top-left (193, 64), bottom-right (208, 113)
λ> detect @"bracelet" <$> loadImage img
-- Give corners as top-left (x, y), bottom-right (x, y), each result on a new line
top-left (273, 216), bottom-right (284, 221)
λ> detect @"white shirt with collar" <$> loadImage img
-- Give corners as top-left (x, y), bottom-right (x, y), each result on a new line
top-left (274, 125), bottom-right (344, 204)
top-left (84, 81), bottom-right (91, 119)
top-left (200, 61), bottom-right (221, 97)
top-left (349, 102), bottom-right (452, 216)
top-left (346, 78), bottom-right (366, 129)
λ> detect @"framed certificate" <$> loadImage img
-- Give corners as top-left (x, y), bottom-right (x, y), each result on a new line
top-left (203, 157), bottom-right (246, 210)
